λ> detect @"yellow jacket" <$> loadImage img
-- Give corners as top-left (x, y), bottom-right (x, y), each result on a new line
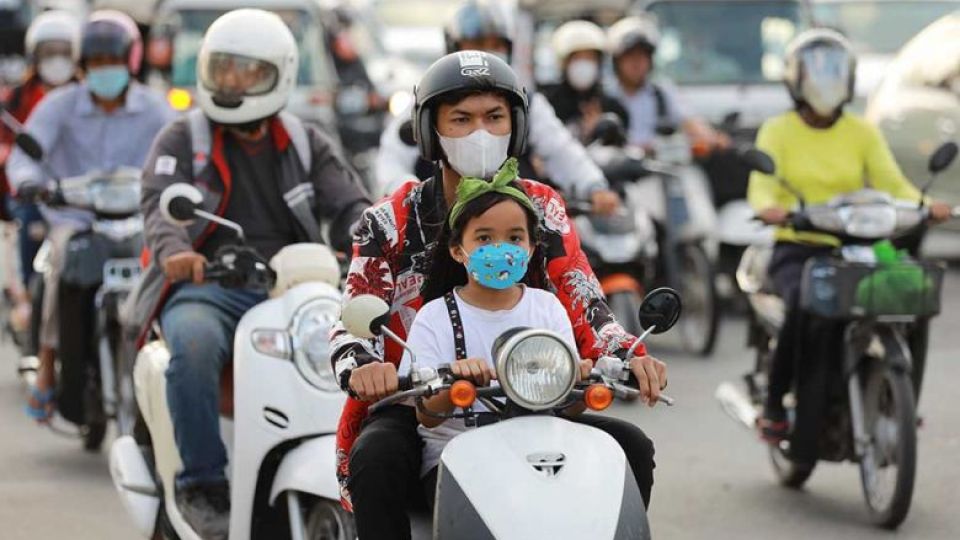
top-left (747, 111), bottom-right (921, 245)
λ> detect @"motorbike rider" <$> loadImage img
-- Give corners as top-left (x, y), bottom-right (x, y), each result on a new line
top-left (747, 29), bottom-right (952, 442)
top-left (131, 9), bottom-right (370, 539)
top-left (541, 19), bottom-right (629, 143)
top-left (0, 10), bottom-right (80, 333)
top-left (374, 0), bottom-right (621, 216)
top-left (6, 10), bottom-right (174, 422)
top-left (332, 50), bottom-right (667, 540)
top-left (606, 16), bottom-right (727, 151)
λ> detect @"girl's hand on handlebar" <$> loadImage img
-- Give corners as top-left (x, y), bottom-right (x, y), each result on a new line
top-left (577, 359), bottom-right (593, 382)
top-left (451, 358), bottom-right (496, 387)
top-left (163, 251), bottom-right (206, 284)
top-left (629, 355), bottom-right (667, 407)
top-left (349, 362), bottom-right (399, 402)
top-left (758, 207), bottom-right (789, 226)
top-left (930, 201), bottom-right (952, 223)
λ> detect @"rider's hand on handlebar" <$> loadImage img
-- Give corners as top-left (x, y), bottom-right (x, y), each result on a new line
top-left (349, 362), bottom-right (399, 402)
top-left (451, 358), bottom-right (496, 387)
top-left (163, 251), bottom-right (207, 284)
top-left (758, 207), bottom-right (789, 226)
top-left (577, 359), bottom-right (593, 382)
top-left (629, 355), bottom-right (667, 407)
top-left (930, 201), bottom-right (952, 223)
top-left (590, 189), bottom-right (621, 216)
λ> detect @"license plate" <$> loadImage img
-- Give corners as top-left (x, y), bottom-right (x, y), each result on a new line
top-left (103, 258), bottom-right (142, 290)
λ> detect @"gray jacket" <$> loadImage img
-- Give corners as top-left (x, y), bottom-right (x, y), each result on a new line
top-left (127, 111), bottom-right (370, 342)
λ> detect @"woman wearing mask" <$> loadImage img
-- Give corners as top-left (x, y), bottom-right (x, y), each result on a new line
top-left (542, 19), bottom-right (628, 143)
top-left (0, 10), bottom-right (80, 342)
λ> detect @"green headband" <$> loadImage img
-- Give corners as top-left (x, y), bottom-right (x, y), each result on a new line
top-left (447, 158), bottom-right (536, 228)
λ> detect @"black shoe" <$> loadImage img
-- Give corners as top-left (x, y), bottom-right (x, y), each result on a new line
top-left (175, 481), bottom-right (230, 540)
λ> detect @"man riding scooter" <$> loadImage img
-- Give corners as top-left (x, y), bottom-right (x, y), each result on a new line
top-left (129, 9), bottom-right (370, 539)
top-left (373, 0), bottom-right (620, 216)
top-left (6, 10), bottom-right (173, 423)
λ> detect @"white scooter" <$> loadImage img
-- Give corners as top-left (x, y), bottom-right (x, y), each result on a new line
top-left (339, 288), bottom-right (682, 539)
top-left (109, 183), bottom-right (353, 539)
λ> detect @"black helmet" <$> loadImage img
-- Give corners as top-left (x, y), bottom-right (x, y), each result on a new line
top-left (413, 50), bottom-right (528, 162)
top-left (80, 13), bottom-right (138, 70)
top-left (444, 0), bottom-right (512, 56)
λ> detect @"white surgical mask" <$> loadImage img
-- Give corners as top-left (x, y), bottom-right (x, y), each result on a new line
top-left (438, 128), bottom-right (511, 179)
top-left (37, 55), bottom-right (75, 86)
top-left (566, 59), bottom-right (599, 91)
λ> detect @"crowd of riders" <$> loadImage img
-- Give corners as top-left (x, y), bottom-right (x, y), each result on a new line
top-left (0, 0), bottom-right (952, 539)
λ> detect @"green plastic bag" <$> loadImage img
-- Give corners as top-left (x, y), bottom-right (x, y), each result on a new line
top-left (854, 241), bottom-right (934, 315)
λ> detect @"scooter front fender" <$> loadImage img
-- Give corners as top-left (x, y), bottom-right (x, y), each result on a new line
top-left (269, 434), bottom-right (341, 505)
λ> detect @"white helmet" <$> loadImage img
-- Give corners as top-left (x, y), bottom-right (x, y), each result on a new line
top-left (607, 16), bottom-right (660, 58)
top-left (195, 9), bottom-right (298, 125)
top-left (552, 20), bottom-right (606, 63)
top-left (25, 10), bottom-right (81, 60)
top-left (784, 28), bottom-right (856, 117)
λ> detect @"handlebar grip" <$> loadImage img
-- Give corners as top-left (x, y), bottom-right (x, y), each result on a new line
top-left (398, 375), bottom-right (413, 392)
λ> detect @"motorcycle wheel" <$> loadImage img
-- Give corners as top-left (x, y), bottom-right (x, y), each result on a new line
top-left (607, 290), bottom-right (644, 337)
top-left (81, 369), bottom-right (107, 452)
top-left (769, 445), bottom-right (815, 489)
top-left (26, 272), bottom-right (43, 356)
top-left (675, 243), bottom-right (719, 356)
top-left (859, 365), bottom-right (917, 529)
top-left (304, 498), bottom-right (357, 540)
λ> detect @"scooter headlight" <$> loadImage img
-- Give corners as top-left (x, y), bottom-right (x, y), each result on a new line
top-left (494, 329), bottom-right (578, 411)
top-left (291, 298), bottom-right (340, 392)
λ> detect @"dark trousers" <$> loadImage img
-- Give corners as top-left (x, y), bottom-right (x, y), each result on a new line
top-left (348, 405), bottom-right (656, 540)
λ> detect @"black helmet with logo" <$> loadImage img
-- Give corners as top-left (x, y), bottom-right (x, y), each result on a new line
top-left (444, 0), bottom-right (513, 56)
top-left (412, 50), bottom-right (528, 162)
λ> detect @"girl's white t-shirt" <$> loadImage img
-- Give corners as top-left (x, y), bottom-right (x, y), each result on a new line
top-left (399, 286), bottom-right (577, 476)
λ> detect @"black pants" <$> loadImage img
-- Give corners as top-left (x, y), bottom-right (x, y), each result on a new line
top-left (348, 406), bottom-right (656, 540)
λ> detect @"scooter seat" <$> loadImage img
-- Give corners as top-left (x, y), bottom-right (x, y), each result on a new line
top-left (220, 363), bottom-right (233, 419)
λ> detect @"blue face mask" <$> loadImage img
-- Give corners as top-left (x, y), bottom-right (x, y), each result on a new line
top-left (465, 243), bottom-right (530, 290)
top-left (86, 65), bottom-right (130, 100)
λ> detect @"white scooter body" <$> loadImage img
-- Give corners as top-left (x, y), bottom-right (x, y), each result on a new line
top-left (110, 245), bottom-right (347, 539)
top-left (432, 416), bottom-right (648, 540)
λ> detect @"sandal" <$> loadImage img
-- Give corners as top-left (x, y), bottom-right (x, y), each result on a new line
top-left (758, 415), bottom-right (789, 445)
top-left (25, 385), bottom-right (55, 422)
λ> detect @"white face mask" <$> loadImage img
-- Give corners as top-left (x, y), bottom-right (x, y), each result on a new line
top-left (37, 55), bottom-right (75, 87)
top-left (566, 59), bottom-right (599, 91)
top-left (438, 128), bottom-right (511, 179)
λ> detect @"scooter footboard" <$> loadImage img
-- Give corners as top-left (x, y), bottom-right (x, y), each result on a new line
top-left (132, 341), bottom-right (184, 496)
top-left (435, 416), bottom-right (649, 540)
top-left (269, 434), bottom-right (341, 505)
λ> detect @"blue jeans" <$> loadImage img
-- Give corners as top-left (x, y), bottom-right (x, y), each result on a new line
top-left (160, 283), bottom-right (266, 488)
top-left (7, 200), bottom-right (44, 286)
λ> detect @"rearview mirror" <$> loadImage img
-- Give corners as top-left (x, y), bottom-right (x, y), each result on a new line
top-left (159, 183), bottom-right (203, 225)
top-left (341, 294), bottom-right (390, 339)
top-left (14, 132), bottom-right (43, 161)
top-left (928, 141), bottom-right (958, 174)
top-left (739, 148), bottom-right (776, 176)
top-left (637, 288), bottom-right (682, 334)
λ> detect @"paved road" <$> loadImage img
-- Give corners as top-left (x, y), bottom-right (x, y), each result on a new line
top-left (1, 274), bottom-right (959, 539)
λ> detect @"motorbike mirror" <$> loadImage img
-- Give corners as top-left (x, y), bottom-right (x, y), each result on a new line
top-left (928, 141), bottom-right (958, 174)
top-left (637, 287), bottom-right (682, 334)
top-left (590, 113), bottom-right (628, 147)
top-left (159, 183), bottom-right (203, 225)
top-left (739, 148), bottom-right (776, 176)
top-left (341, 295), bottom-right (391, 339)
top-left (721, 111), bottom-right (741, 130)
top-left (14, 132), bottom-right (44, 161)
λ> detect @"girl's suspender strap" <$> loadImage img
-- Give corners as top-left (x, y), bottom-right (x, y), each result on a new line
top-left (443, 291), bottom-right (468, 360)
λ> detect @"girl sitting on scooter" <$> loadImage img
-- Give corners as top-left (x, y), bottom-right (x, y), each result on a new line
top-left (400, 157), bottom-right (593, 506)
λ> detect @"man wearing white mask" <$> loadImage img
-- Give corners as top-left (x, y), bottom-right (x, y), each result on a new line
top-left (542, 20), bottom-right (629, 143)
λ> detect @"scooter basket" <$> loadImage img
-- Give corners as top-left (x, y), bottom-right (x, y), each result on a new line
top-left (800, 257), bottom-right (944, 319)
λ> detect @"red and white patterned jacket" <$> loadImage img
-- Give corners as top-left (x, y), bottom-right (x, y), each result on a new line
top-left (330, 175), bottom-right (641, 506)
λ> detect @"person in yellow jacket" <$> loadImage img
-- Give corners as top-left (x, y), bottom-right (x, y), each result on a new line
top-left (747, 29), bottom-right (951, 442)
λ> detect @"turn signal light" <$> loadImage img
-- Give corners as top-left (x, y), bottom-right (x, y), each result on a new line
top-left (584, 384), bottom-right (614, 411)
top-left (450, 380), bottom-right (477, 409)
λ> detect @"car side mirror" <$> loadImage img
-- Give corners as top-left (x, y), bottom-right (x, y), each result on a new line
top-left (159, 183), bottom-right (203, 225)
top-left (740, 148), bottom-right (776, 176)
top-left (637, 287), bottom-right (682, 334)
top-left (14, 132), bottom-right (44, 161)
top-left (928, 141), bottom-right (958, 175)
top-left (341, 294), bottom-right (391, 339)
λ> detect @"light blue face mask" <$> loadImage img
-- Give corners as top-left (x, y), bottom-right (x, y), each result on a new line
top-left (465, 243), bottom-right (530, 290)
top-left (86, 65), bottom-right (130, 100)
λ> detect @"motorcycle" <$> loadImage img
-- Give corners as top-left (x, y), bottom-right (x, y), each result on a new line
top-left (583, 115), bottom-right (719, 355)
top-left (13, 131), bottom-right (143, 449)
top-left (338, 287), bottom-right (681, 539)
top-left (716, 142), bottom-right (959, 529)
top-left (109, 182), bottom-right (352, 540)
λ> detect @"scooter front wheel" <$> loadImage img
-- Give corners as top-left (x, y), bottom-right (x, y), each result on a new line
top-left (675, 243), bottom-right (719, 356)
top-left (769, 444), bottom-right (815, 489)
top-left (303, 498), bottom-right (357, 540)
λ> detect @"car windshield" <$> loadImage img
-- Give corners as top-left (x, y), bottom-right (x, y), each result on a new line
top-left (371, 0), bottom-right (461, 68)
top-left (373, 0), bottom-right (461, 27)
top-left (647, 1), bottom-right (803, 85)
top-left (169, 9), bottom-right (333, 88)
top-left (810, 1), bottom-right (960, 55)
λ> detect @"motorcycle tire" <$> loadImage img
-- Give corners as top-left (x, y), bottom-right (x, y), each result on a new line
top-left (303, 498), bottom-right (357, 540)
top-left (769, 445), bottom-right (815, 489)
top-left (81, 372), bottom-right (107, 452)
top-left (607, 290), bottom-right (644, 337)
top-left (675, 243), bottom-right (719, 356)
top-left (25, 272), bottom-right (43, 356)
top-left (859, 365), bottom-right (917, 529)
